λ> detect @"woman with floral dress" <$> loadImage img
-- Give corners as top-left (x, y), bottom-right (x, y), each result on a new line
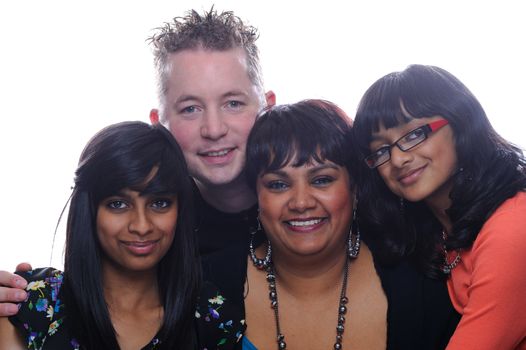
top-left (0, 122), bottom-right (241, 349)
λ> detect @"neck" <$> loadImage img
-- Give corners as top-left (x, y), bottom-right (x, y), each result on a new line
top-left (268, 245), bottom-right (348, 296)
top-left (196, 176), bottom-right (256, 213)
top-left (425, 183), bottom-right (454, 233)
top-left (102, 261), bottom-right (161, 312)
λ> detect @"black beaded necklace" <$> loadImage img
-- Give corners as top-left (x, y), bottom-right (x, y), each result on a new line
top-left (442, 230), bottom-right (461, 274)
top-left (265, 257), bottom-right (350, 350)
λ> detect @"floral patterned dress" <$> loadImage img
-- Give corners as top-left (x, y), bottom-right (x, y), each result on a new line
top-left (196, 281), bottom-right (246, 349)
top-left (8, 268), bottom-right (162, 349)
top-left (9, 268), bottom-right (244, 350)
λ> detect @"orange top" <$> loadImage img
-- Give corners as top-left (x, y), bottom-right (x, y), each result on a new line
top-left (446, 191), bottom-right (526, 349)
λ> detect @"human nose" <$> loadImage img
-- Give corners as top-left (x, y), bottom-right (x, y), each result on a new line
top-left (128, 208), bottom-right (153, 236)
top-left (287, 183), bottom-right (316, 212)
top-left (200, 110), bottom-right (228, 140)
top-left (389, 144), bottom-right (413, 168)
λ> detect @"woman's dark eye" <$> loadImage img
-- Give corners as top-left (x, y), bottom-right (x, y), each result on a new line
top-left (151, 199), bottom-right (172, 209)
top-left (266, 181), bottom-right (288, 191)
top-left (312, 176), bottom-right (334, 186)
top-left (107, 200), bottom-right (128, 209)
top-left (405, 128), bottom-right (425, 141)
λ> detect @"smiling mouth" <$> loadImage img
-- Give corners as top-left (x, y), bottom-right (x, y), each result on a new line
top-left (123, 241), bottom-right (157, 247)
top-left (397, 165), bottom-right (426, 184)
top-left (287, 218), bottom-right (324, 227)
top-left (121, 240), bottom-right (159, 255)
top-left (284, 218), bottom-right (327, 232)
top-left (199, 148), bottom-right (235, 157)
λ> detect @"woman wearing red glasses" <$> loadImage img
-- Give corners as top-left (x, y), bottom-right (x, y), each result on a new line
top-left (352, 64), bottom-right (526, 349)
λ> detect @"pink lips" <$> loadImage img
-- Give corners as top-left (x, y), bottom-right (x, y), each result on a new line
top-left (121, 240), bottom-right (159, 255)
top-left (397, 165), bottom-right (426, 185)
top-left (198, 147), bottom-right (235, 165)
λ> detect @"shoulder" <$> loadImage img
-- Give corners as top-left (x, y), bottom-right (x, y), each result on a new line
top-left (201, 245), bottom-right (248, 305)
top-left (16, 267), bottom-right (64, 286)
top-left (487, 191), bottom-right (526, 220)
top-left (375, 260), bottom-right (460, 349)
top-left (196, 280), bottom-right (245, 349)
top-left (199, 247), bottom-right (249, 349)
top-left (474, 191), bottom-right (526, 253)
top-left (9, 268), bottom-right (70, 349)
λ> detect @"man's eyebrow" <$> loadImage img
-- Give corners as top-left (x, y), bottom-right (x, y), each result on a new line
top-left (221, 90), bottom-right (249, 99)
top-left (174, 95), bottom-right (201, 104)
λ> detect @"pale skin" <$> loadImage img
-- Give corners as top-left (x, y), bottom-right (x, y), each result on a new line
top-left (149, 47), bottom-right (275, 213)
top-left (0, 47), bottom-right (276, 315)
top-left (244, 160), bottom-right (387, 349)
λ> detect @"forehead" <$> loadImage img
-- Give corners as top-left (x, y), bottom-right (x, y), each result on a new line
top-left (164, 47), bottom-right (259, 99)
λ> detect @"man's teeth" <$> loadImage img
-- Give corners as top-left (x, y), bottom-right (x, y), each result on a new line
top-left (288, 219), bottom-right (322, 227)
top-left (204, 149), bottom-right (230, 156)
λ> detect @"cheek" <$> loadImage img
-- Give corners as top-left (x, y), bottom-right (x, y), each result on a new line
top-left (168, 120), bottom-right (197, 151)
top-left (325, 192), bottom-right (353, 226)
top-left (376, 167), bottom-right (400, 193)
top-left (159, 211), bottom-right (178, 237)
top-left (256, 191), bottom-right (281, 232)
top-left (376, 166), bottom-right (390, 183)
top-left (233, 114), bottom-right (257, 141)
top-left (96, 211), bottom-right (112, 242)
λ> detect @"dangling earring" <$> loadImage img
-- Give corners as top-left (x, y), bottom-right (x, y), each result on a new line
top-left (348, 206), bottom-right (361, 259)
top-left (249, 216), bottom-right (272, 269)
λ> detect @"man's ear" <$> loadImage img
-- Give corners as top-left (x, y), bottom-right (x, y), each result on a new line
top-left (149, 109), bottom-right (160, 125)
top-left (265, 90), bottom-right (276, 107)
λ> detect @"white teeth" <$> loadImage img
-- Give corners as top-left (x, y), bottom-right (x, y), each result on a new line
top-left (288, 219), bottom-right (322, 227)
top-left (204, 149), bottom-right (230, 157)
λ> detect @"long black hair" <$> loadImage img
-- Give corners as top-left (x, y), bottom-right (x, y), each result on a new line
top-left (245, 99), bottom-right (354, 190)
top-left (63, 121), bottom-right (200, 349)
top-left (352, 64), bottom-right (526, 277)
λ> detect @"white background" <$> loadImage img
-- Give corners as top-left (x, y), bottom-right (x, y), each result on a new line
top-left (1, 0), bottom-right (524, 270)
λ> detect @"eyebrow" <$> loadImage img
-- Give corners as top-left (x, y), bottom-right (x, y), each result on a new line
top-left (174, 95), bottom-right (201, 105)
top-left (174, 90), bottom-right (250, 105)
top-left (106, 190), bottom-right (132, 200)
top-left (221, 90), bottom-right (249, 99)
top-left (307, 163), bottom-right (340, 175)
top-left (261, 163), bottom-right (340, 178)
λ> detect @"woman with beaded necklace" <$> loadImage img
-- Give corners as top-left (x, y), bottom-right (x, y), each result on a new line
top-left (203, 99), bottom-right (460, 349)
top-left (352, 65), bottom-right (526, 349)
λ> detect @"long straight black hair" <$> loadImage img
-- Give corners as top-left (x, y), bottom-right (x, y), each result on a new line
top-left (352, 65), bottom-right (526, 277)
top-left (63, 121), bottom-right (200, 349)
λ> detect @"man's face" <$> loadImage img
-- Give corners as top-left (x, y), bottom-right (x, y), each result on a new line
top-left (158, 48), bottom-right (267, 188)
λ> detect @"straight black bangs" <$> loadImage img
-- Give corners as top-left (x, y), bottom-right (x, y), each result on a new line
top-left (353, 65), bottom-right (475, 154)
top-left (74, 122), bottom-right (188, 205)
top-left (246, 100), bottom-right (352, 190)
